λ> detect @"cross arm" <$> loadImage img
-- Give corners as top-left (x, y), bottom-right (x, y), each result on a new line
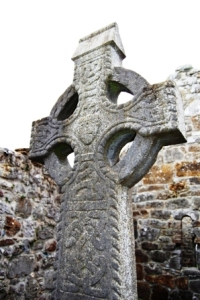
top-left (29, 84), bottom-right (78, 163)
top-left (29, 117), bottom-right (57, 162)
top-left (111, 78), bottom-right (187, 187)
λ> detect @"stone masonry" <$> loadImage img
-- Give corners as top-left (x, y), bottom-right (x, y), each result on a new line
top-left (132, 65), bottom-right (200, 300)
top-left (0, 148), bottom-right (59, 299)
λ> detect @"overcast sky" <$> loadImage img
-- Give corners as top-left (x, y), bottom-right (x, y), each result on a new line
top-left (0, 0), bottom-right (199, 150)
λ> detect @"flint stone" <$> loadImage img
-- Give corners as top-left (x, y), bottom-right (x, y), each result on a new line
top-left (169, 249), bottom-right (182, 270)
top-left (38, 226), bottom-right (54, 240)
top-left (15, 197), bottom-right (32, 218)
top-left (4, 216), bottom-right (21, 236)
top-left (0, 279), bottom-right (9, 299)
top-left (183, 268), bottom-right (200, 278)
top-left (158, 236), bottom-right (171, 243)
top-left (193, 227), bottom-right (200, 236)
top-left (151, 210), bottom-right (171, 219)
top-left (163, 244), bottom-right (176, 251)
top-left (139, 227), bottom-right (160, 241)
top-left (0, 245), bottom-right (16, 257)
top-left (7, 255), bottom-right (35, 278)
top-left (12, 243), bottom-right (24, 256)
top-left (25, 277), bottom-right (39, 299)
top-left (0, 202), bottom-right (13, 215)
top-left (150, 250), bottom-right (167, 263)
top-left (137, 200), bottom-right (164, 209)
top-left (22, 219), bottom-right (36, 239)
top-left (32, 205), bottom-right (46, 220)
top-left (0, 179), bottom-right (14, 190)
top-left (142, 219), bottom-right (167, 229)
top-left (141, 242), bottom-right (159, 250)
top-left (0, 239), bottom-right (14, 247)
top-left (46, 205), bottom-right (59, 221)
top-left (10, 282), bottom-right (25, 295)
top-left (134, 192), bottom-right (154, 202)
top-left (144, 264), bottom-right (162, 275)
top-left (42, 256), bottom-right (55, 269)
top-left (44, 270), bottom-right (54, 290)
top-left (0, 165), bottom-right (18, 179)
top-left (166, 198), bottom-right (190, 209)
top-left (45, 240), bottom-right (57, 252)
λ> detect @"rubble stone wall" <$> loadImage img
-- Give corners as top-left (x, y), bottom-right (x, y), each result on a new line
top-left (0, 65), bottom-right (200, 300)
top-left (132, 65), bottom-right (200, 300)
top-left (0, 149), bottom-right (60, 299)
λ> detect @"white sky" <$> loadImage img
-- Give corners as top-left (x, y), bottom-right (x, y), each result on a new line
top-left (0, 0), bottom-right (199, 150)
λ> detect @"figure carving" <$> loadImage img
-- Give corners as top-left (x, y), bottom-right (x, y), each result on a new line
top-left (29, 23), bottom-right (186, 299)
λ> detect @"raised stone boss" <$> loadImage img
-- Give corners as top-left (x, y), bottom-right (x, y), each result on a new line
top-left (29, 23), bottom-right (186, 300)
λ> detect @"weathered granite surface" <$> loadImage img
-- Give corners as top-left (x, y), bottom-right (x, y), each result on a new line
top-left (29, 23), bottom-right (185, 300)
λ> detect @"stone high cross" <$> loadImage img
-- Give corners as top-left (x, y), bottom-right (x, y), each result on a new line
top-left (29, 23), bottom-right (186, 300)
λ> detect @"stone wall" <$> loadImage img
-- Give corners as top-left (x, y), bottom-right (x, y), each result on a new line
top-left (132, 65), bottom-right (200, 300)
top-left (0, 149), bottom-right (60, 299)
top-left (0, 65), bottom-right (200, 300)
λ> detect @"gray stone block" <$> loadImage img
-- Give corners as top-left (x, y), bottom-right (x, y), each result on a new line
top-left (7, 255), bottom-right (35, 279)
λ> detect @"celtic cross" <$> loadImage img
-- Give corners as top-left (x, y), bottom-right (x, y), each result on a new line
top-left (29, 23), bottom-right (186, 300)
